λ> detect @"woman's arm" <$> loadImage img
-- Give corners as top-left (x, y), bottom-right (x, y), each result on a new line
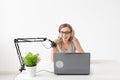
top-left (71, 30), bottom-right (84, 53)
top-left (72, 37), bottom-right (84, 53)
top-left (50, 47), bottom-right (57, 61)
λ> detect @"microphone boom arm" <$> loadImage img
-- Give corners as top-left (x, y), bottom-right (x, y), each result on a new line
top-left (14, 37), bottom-right (55, 72)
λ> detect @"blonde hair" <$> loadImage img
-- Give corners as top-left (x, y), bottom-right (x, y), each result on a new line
top-left (55, 23), bottom-right (73, 52)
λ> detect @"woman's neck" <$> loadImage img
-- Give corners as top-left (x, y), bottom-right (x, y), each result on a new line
top-left (62, 41), bottom-right (70, 50)
top-left (62, 40), bottom-right (71, 46)
top-left (63, 40), bottom-right (69, 44)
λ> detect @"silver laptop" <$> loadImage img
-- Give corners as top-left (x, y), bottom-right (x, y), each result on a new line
top-left (54, 53), bottom-right (90, 75)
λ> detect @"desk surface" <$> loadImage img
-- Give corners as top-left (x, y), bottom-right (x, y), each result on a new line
top-left (15, 60), bottom-right (120, 80)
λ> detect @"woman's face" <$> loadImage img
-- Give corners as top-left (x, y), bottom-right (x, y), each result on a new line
top-left (59, 27), bottom-right (72, 42)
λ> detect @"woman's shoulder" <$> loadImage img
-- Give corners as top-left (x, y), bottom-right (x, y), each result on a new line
top-left (75, 37), bottom-right (79, 42)
top-left (70, 37), bottom-right (80, 46)
top-left (72, 37), bottom-right (80, 43)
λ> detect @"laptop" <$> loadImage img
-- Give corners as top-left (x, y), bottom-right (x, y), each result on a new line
top-left (54, 53), bottom-right (90, 75)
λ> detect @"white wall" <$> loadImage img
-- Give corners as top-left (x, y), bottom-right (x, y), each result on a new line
top-left (0, 0), bottom-right (120, 72)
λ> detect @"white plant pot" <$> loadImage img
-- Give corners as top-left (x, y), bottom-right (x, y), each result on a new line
top-left (26, 66), bottom-right (36, 77)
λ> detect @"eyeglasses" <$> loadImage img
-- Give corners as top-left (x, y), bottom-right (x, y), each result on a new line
top-left (60, 31), bottom-right (71, 35)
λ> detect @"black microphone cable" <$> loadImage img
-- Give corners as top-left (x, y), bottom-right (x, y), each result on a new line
top-left (41, 38), bottom-right (57, 49)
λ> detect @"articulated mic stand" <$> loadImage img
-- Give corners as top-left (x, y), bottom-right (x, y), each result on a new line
top-left (14, 38), bottom-right (56, 72)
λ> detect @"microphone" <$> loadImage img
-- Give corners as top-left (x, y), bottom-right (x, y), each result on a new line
top-left (48, 39), bottom-right (57, 48)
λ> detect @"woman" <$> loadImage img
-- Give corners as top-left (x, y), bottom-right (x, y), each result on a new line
top-left (51, 23), bottom-right (84, 61)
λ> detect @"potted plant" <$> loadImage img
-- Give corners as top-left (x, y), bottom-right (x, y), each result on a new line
top-left (23, 52), bottom-right (40, 77)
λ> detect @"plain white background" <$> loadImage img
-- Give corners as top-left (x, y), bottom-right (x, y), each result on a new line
top-left (0, 0), bottom-right (120, 72)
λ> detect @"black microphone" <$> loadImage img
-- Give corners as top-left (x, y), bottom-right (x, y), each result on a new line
top-left (48, 39), bottom-right (57, 48)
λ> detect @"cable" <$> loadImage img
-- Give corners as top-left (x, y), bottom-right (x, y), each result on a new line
top-left (41, 38), bottom-right (56, 49)
top-left (36, 70), bottom-right (54, 73)
top-left (14, 70), bottom-right (53, 79)
top-left (14, 70), bottom-right (54, 80)
top-left (41, 42), bottom-right (51, 49)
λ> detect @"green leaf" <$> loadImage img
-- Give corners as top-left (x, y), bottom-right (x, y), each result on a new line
top-left (23, 52), bottom-right (40, 67)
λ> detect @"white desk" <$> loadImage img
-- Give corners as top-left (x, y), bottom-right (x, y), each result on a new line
top-left (15, 60), bottom-right (120, 80)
